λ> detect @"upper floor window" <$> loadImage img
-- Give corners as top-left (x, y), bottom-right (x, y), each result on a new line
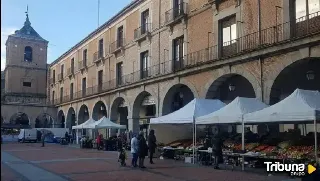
top-left (24, 46), bottom-right (32, 62)
top-left (141, 9), bottom-right (150, 33)
top-left (71, 58), bottom-right (75, 72)
top-left (98, 39), bottom-right (104, 58)
top-left (296, 0), bottom-right (320, 22)
top-left (60, 64), bottom-right (64, 77)
top-left (83, 49), bottom-right (87, 61)
top-left (222, 16), bottom-right (237, 46)
top-left (52, 70), bottom-right (56, 81)
top-left (117, 26), bottom-right (124, 47)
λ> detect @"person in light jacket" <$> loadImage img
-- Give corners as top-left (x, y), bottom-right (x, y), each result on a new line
top-left (130, 133), bottom-right (139, 167)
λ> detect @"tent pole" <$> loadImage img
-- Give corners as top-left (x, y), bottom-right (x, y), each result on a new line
top-left (195, 120), bottom-right (197, 164)
top-left (314, 118), bottom-right (318, 165)
top-left (192, 116), bottom-right (195, 164)
top-left (241, 115), bottom-right (245, 171)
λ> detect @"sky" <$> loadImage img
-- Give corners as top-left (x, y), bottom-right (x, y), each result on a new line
top-left (1, 0), bottom-right (133, 71)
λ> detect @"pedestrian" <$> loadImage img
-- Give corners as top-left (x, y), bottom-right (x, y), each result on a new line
top-left (41, 130), bottom-right (45, 147)
top-left (97, 133), bottom-right (101, 150)
top-left (65, 131), bottom-right (69, 144)
top-left (212, 127), bottom-right (222, 169)
top-left (148, 129), bottom-right (157, 164)
top-left (130, 133), bottom-right (138, 167)
top-left (138, 131), bottom-right (148, 168)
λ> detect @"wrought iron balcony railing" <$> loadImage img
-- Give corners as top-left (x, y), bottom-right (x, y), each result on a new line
top-left (51, 12), bottom-right (320, 105)
top-left (78, 60), bottom-right (87, 70)
top-left (67, 67), bottom-right (74, 76)
top-left (134, 23), bottom-right (152, 40)
top-left (110, 38), bottom-right (126, 53)
top-left (57, 73), bottom-right (63, 81)
top-left (165, 2), bottom-right (188, 25)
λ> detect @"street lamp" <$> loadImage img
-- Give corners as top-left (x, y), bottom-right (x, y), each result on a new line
top-left (229, 84), bottom-right (236, 91)
top-left (179, 92), bottom-right (184, 98)
top-left (306, 70), bottom-right (315, 80)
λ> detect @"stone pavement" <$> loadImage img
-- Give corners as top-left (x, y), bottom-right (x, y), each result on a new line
top-left (1, 143), bottom-right (300, 181)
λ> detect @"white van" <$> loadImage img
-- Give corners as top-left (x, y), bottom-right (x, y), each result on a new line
top-left (18, 129), bottom-right (37, 143)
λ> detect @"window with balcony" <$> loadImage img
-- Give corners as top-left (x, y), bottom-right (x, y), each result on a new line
top-left (60, 64), bottom-right (64, 78)
top-left (71, 58), bottom-right (74, 74)
top-left (60, 87), bottom-right (63, 102)
top-left (116, 62), bottom-right (123, 86)
top-left (140, 51), bottom-right (150, 79)
top-left (141, 9), bottom-right (150, 34)
top-left (52, 91), bottom-right (55, 103)
top-left (82, 77), bottom-right (87, 96)
top-left (70, 83), bottom-right (73, 100)
top-left (83, 49), bottom-right (87, 66)
top-left (24, 46), bottom-right (32, 62)
top-left (220, 15), bottom-right (237, 57)
top-left (173, 36), bottom-right (184, 70)
top-left (165, 0), bottom-right (186, 23)
top-left (98, 39), bottom-right (104, 58)
top-left (52, 70), bottom-right (55, 83)
top-left (117, 26), bottom-right (124, 47)
top-left (98, 70), bottom-right (103, 92)
top-left (295, 0), bottom-right (320, 22)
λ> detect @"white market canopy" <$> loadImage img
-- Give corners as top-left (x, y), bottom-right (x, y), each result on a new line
top-left (94, 116), bottom-right (126, 129)
top-left (244, 89), bottom-right (320, 124)
top-left (72, 118), bottom-right (96, 130)
top-left (150, 98), bottom-right (226, 124)
top-left (196, 97), bottom-right (269, 124)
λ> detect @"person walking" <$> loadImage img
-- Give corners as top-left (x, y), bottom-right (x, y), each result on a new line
top-left (97, 134), bottom-right (101, 150)
top-left (212, 127), bottom-right (222, 169)
top-left (138, 131), bottom-right (148, 168)
top-left (130, 133), bottom-right (139, 167)
top-left (41, 131), bottom-right (45, 147)
top-left (148, 129), bottom-right (157, 164)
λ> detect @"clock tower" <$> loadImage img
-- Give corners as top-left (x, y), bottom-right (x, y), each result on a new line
top-left (4, 10), bottom-right (49, 104)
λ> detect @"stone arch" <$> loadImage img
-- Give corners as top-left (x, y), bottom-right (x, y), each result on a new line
top-left (78, 104), bottom-right (90, 125)
top-left (161, 83), bottom-right (196, 116)
top-left (9, 112), bottom-right (30, 125)
top-left (35, 113), bottom-right (54, 128)
top-left (109, 93), bottom-right (131, 115)
top-left (269, 58), bottom-right (320, 105)
top-left (66, 107), bottom-right (76, 132)
top-left (204, 73), bottom-right (256, 104)
top-left (110, 97), bottom-right (130, 128)
top-left (1, 116), bottom-right (3, 124)
top-left (57, 110), bottom-right (65, 128)
top-left (132, 91), bottom-right (158, 119)
top-left (92, 101), bottom-right (108, 121)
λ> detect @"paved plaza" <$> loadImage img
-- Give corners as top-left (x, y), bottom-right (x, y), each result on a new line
top-left (1, 143), bottom-right (299, 181)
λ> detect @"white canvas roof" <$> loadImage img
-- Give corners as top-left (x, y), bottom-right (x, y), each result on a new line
top-left (150, 98), bottom-right (226, 124)
top-left (196, 97), bottom-right (268, 124)
top-left (72, 118), bottom-right (96, 129)
top-left (94, 116), bottom-right (126, 129)
top-left (244, 89), bottom-right (320, 123)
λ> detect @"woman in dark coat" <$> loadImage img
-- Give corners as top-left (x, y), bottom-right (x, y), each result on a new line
top-left (148, 129), bottom-right (157, 164)
top-left (138, 131), bottom-right (148, 168)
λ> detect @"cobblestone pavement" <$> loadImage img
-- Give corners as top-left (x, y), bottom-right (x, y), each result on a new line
top-left (1, 143), bottom-right (299, 181)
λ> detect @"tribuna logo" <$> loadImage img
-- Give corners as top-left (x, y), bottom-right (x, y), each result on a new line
top-left (264, 162), bottom-right (306, 176)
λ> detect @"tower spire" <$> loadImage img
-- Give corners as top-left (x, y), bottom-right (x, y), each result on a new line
top-left (24, 5), bottom-right (31, 26)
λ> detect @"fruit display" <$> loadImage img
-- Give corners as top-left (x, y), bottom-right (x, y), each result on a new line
top-left (260, 146), bottom-right (278, 155)
top-left (245, 143), bottom-right (259, 150)
top-left (252, 145), bottom-right (269, 152)
top-left (278, 146), bottom-right (315, 159)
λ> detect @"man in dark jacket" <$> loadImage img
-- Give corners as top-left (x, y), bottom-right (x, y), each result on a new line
top-left (148, 129), bottom-right (157, 164)
top-left (212, 128), bottom-right (222, 169)
top-left (138, 131), bottom-right (147, 168)
top-left (41, 131), bottom-right (45, 147)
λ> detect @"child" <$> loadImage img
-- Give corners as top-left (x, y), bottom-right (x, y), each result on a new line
top-left (118, 147), bottom-right (127, 166)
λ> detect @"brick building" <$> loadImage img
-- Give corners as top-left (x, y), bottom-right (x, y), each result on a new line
top-left (5, 0), bottom-right (319, 133)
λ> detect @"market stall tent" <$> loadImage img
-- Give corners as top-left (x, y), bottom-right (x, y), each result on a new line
top-left (72, 118), bottom-right (96, 129)
top-left (244, 89), bottom-right (320, 164)
top-left (150, 98), bottom-right (226, 124)
top-left (196, 97), bottom-right (268, 125)
top-left (244, 89), bottom-right (320, 123)
top-left (149, 98), bottom-right (225, 147)
top-left (94, 116), bottom-right (126, 129)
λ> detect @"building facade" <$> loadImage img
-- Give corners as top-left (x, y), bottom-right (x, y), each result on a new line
top-left (1, 13), bottom-right (57, 128)
top-left (48, 0), bottom-right (319, 134)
